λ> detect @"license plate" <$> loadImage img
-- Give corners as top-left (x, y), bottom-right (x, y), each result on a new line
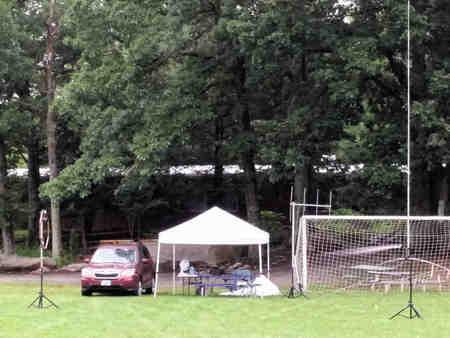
top-left (101, 280), bottom-right (112, 286)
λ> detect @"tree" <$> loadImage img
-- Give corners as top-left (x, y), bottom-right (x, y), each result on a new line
top-left (41, 0), bottom-right (178, 202)
top-left (236, 0), bottom-right (358, 205)
top-left (45, 0), bottom-right (63, 257)
top-left (43, 0), bottom-right (355, 223)
top-left (10, 0), bottom-right (47, 248)
top-left (336, 0), bottom-right (450, 215)
top-left (41, 0), bottom-right (449, 223)
top-left (0, 0), bottom-right (80, 256)
top-left (163, 0), bottom-right (265, 224)
top-left (0, 0), bottom-right (28, 254)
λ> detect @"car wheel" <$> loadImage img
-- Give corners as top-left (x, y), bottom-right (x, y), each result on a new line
top-left (134, 280), bottom-right (143, 296)
top-left (81, 290), bottom-right (92, 296)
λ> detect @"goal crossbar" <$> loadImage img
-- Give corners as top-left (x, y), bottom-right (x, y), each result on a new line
top-left (298, 215), bottom-right (450, 221)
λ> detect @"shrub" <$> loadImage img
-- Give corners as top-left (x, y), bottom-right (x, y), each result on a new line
top-left (259, 210), bottom-right (290, 247)
top-left (333, 208), bottom-right (363, 216)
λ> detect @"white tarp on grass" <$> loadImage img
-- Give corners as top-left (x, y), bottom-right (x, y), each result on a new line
top-left (219, 275), bottom-right (281, 297)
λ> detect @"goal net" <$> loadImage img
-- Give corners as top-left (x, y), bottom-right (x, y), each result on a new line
top-left (294, 215), bottom-right (450, 292)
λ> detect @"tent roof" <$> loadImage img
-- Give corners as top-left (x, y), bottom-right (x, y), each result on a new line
top-left (158, 206), bottom-right (269, 245)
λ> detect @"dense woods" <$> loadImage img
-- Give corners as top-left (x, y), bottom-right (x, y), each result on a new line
top-left (1, 0), bottom-right (449, 257)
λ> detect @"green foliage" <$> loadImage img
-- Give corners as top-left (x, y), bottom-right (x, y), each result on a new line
top-left (41, 0), bottom-right (188, 200)
top-left (16, 0), bottom-right (450, 219)
top-left (259, 210), bottom-right (289, 246)
top-left (331, 0), bottom-right (450, 213)
top-left (54, 252), bottom-right (77, 268)
top-left (40, 158), bottom-right (104, 200)
top-left (333, 208), bottom-right (363, 216)
top-left (13, 229), bottom-right (76, 265)
top-left (14, 245), bottom-right (42, 258)
top-left (14, 246), bottom-right (76, 267)
top-left (14, 229), bottom-right (28, 242)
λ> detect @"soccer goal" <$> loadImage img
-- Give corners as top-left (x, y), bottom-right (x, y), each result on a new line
top-left (293, 215), bottom-right (450, 292)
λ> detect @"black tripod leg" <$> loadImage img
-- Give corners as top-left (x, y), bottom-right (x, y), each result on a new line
top-left (410, 304), bottom-right (422, 319)
top-left (28, 261), bottom-right (58, 309)
top-left (390, 304), bottom-right (422, 320)
top-left (288, 284), bottom-right (308, 299)
top-left (288, 269), bottom-right (297, 298)
top-left (28, 293), bottom-right (58, 309)
top-left (297, 283), bottom-right (308, 299)
top-left (287, 266), bottom-right (308, 299)
top-left (288, 287), bottom-right (295, 298)
top-left (28, 295), bottom-right (41, 308)
top-left (389, 304), bottom-right (410, 320)
top-left (42, 294), bottom-right (59, 309)
top-left (390, 254), bottom-right (422, 320)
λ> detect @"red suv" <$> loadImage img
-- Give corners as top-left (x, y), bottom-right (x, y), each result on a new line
top-left (81, 241), bottom-right (155, 296)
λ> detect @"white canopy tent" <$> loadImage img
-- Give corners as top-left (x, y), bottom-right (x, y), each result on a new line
top-left (153, 206), bottom-right (270, 296)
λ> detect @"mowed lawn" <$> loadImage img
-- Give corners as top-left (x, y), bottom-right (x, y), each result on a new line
top-left (1, 283), bottom-right (450, 338)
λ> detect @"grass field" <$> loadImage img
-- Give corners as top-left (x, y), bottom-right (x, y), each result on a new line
top-left (1, 284), bottom-right (450, 338)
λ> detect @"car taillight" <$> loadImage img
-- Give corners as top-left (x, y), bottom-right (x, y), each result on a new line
top-left (121, 269), bottom-right (136, 277)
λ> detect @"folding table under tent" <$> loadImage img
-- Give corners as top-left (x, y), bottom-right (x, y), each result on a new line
top-left (153, 206), bottom-right (270, 296)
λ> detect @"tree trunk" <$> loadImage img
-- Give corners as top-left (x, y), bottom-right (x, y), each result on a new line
top-left (46, 0), bottom-right (62, 258)
top-left (232, 54), bottom-right (260, 260)
top-left (0, 137), bottom-right (15, 255)
top-left (411, 165), bottom-right (432, 215)
top-left (240, 114), bottom-right (259, 260)
top-left (212, 114), bottom-right (225, 207)
top-left (294, 158), bottom-right (312, 204)
top-left (436, 165), bottom-right (449, 216)
top-left (241, 150), bottom-right (260, 226)
top-left (26, 133), bottom-right (41, 247)
top-left (234, 56), bottom-right (260, 227)
top-left (293, 157), bottom-right (312, 219)
top-left (79, 214), bottom-right (88, 255)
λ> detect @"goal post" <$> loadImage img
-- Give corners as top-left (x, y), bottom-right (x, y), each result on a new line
top-left (294, 215), bottom-right (450, 292)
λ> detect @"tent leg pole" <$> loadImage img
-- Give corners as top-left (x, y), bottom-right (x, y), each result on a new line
top-left (267, 243), bottom-right (270, 279)
top-left (172, 245), bottom-right (176, 295)
top-left (258, 244), bottom-right (262, 274)
top-left (154, 242), bottom-right (161, 298)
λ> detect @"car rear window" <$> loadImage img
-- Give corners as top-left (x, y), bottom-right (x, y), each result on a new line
top-left (91, 247), bottom-right (137, 264)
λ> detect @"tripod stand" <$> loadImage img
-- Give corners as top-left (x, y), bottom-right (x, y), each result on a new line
top-left (390, 0), bottom-right (422, 321)
top-left (28, 256), bottom-right (58, 309)
top-left (28, 210), bottom-right (58, 310)
top-left (389, 252), bottom-right (421, 320)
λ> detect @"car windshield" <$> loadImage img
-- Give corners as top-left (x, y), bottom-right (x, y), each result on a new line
top-left (91, 247), bottom-right (137, 264)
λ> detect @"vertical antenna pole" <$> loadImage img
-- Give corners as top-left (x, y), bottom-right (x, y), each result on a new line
top-left (407, 0), bottom-right (411, 249)
top-left (290, 185), bottom-right (296, 278)
top-left (291, 201), bottom-right (295, 272)
top-left (329, 191), bottom-right (333, 216)
top-left (315, 189), bottom-right (319, 215)
top-left (390, 0), bottom-right (421, 320)
top-left (302, 188), bottom-right (306, 216)
top-left (290, 186), bottom-right (294, 223)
